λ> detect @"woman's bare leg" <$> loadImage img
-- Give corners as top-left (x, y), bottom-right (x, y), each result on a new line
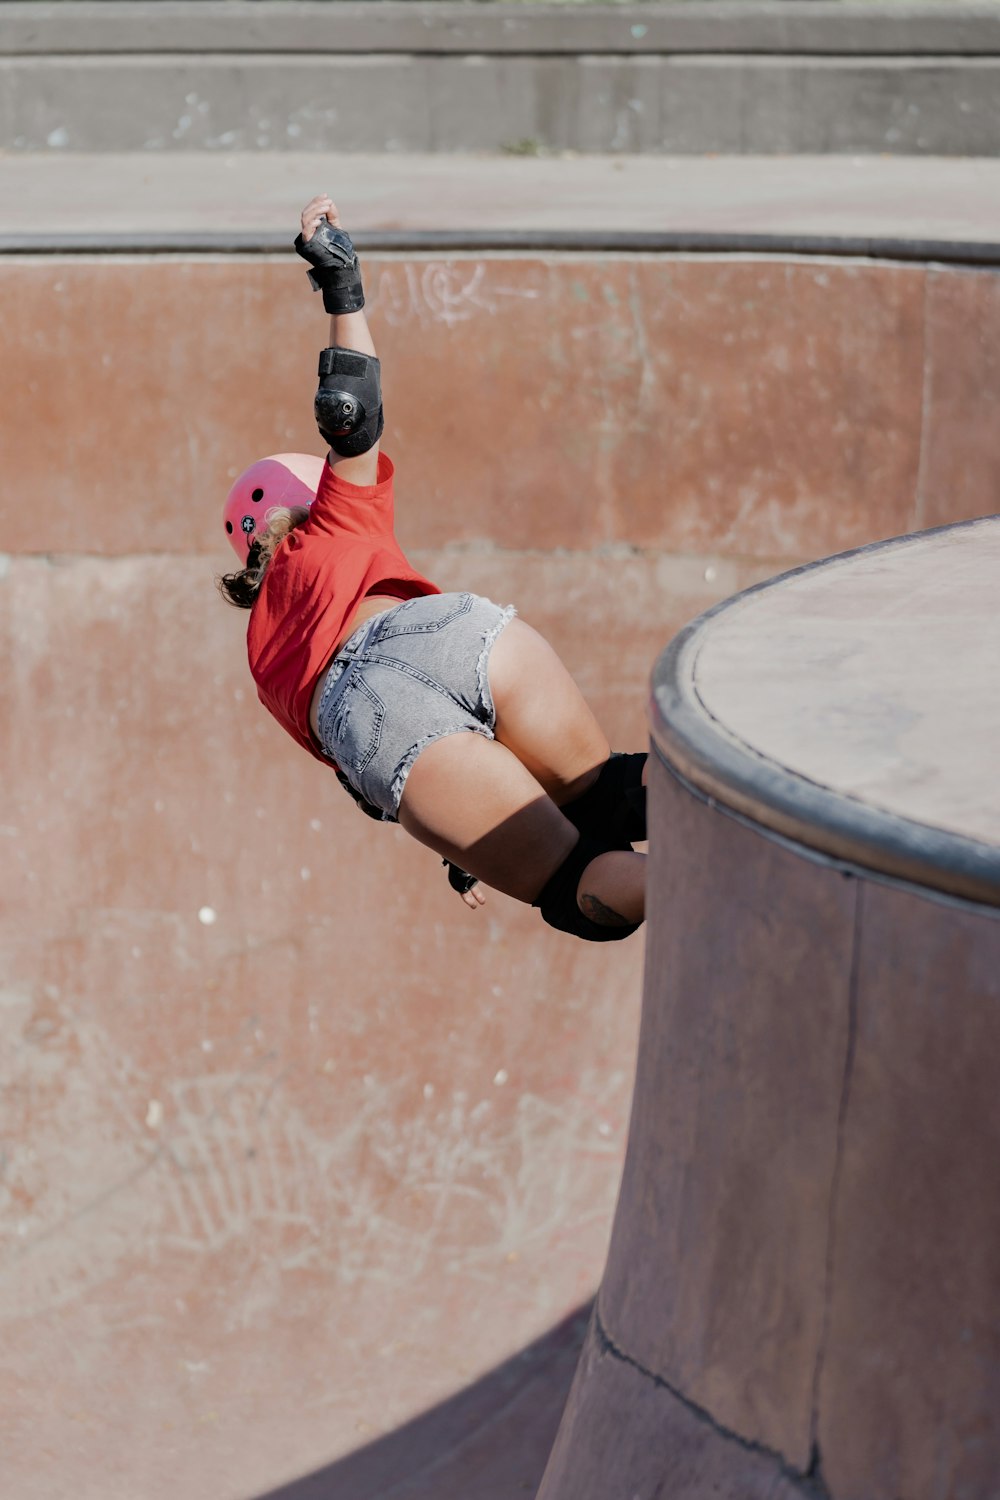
top-left (398, 615), bottom-right (647, 925)
top-left (399, 732), bottom-right (575, 901)
top-left (398, 731), bottom-right (645, 925)
top-left (485, 617), bottom-right (613, 803)
top-left (482, 617), bottom-right (647, 921)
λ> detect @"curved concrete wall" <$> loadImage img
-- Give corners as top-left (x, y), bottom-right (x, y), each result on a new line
top-left (539, 742), bottom-right (1000, 1500)
top-left (3, 246), bottom-right (1000, 1497)
top-left (1, 253), bottom-right (661, 1499)
top-left (5, 251), bottom-right (1000, 558)
top-left (539, 516), bottom-right (1000, 1499)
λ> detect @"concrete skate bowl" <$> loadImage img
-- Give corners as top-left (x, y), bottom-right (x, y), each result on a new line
top-left (2, 234), bottom-right (1000, 1500)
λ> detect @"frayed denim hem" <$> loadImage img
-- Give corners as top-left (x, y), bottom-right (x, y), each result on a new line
top-left (476, 603), bottom-right (517, 729)
top-left (321, 593), bottom-right (518, 824)
top-left (388, 604), bottom-right (515, 818)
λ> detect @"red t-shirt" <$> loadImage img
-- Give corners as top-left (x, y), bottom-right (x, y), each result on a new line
top-left (247, 453), bottom-right (439, 759)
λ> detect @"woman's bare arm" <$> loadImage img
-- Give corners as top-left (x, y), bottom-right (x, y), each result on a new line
top-left (299, 195), bottom-right (380, 487)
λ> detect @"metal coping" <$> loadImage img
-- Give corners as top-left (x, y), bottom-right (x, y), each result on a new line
top-left (650, 516), bottom-right (1000, 910)
top-left (3, 228), bottom-right (1000, 266)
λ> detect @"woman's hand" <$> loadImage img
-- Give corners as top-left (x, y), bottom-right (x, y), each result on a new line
top-left (300, 195), bottom-right (342, 243)
top-left (444, 859), bottom-right (487, 911)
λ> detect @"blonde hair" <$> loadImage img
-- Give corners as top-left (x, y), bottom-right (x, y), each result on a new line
top-left (217, 505), bottom-right (311, 609)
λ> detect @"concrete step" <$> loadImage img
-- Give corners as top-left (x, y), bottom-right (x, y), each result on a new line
top-left (3, 2), bottom-right (1000, 155)
top-left (6, 2), bottom-right (1000, 56)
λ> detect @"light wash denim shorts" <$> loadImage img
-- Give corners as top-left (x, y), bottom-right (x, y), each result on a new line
top-left (314, 592), bottom-right (516, 821)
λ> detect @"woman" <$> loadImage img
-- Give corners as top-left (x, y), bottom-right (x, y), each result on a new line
top-left (219, 196), bottom-right (647, 941)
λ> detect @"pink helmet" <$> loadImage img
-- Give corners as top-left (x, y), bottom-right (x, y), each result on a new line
top-left (222, 453), bottom-right (325, 564)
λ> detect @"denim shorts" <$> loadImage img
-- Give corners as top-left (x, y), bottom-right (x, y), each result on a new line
top-left (314, 592), bottom-right (517, 821)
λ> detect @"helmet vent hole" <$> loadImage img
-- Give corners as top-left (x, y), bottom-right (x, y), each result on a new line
top-left (251, 488), bottom-right (264, 502)
top-left (225, 521), bottom-right (233, 534)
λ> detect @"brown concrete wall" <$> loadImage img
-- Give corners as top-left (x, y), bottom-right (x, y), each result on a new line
top-left (6, 253), bottom-right (1000, 562)
top-left (598, 752), bottom-right (855, 1478)
top-left (818, 880), bottom-right (1000, 1498)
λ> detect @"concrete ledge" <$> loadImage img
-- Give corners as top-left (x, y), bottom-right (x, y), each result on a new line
top-left (3, 153), bottom-right (1000, 254)
top-left (3, 2), bottom-right (1000, 58)
top-left (652, 520), bottom-right (1000, 907)
top-left (6, 54), bottom-right (1000, 155)
top-left (9, 229), bottom-right (1000, 265)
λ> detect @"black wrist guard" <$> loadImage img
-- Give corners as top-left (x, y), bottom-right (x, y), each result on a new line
top-left (444, 859), bottom-right (479, 896)
top-left (315, 346), bottom-right (384, 457)
top-left (294, 220), bottom-right (365, 315)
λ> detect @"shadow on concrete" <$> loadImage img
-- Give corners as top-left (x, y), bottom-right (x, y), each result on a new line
top-left (253, 1303), bottom-right (592, 1500)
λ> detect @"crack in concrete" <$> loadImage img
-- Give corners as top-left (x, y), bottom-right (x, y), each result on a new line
top-left (592, 1303), bottom-right (829, 1497)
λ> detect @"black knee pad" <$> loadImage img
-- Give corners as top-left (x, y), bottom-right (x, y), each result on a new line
top-left (532, 835), bottom-right (641, 943)
top-left (315, 346), bottom-right (384, 457)
top-left (560, 752), bottom-right (647, 846)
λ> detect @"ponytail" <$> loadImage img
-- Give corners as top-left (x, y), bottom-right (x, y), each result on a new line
top-left (216, 505), bottom-right (310, 610)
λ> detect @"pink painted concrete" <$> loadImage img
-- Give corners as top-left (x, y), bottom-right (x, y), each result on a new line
top-left (6, 253), bottom-right (998, 566)
top-left (5, 240), bottom-right (1000, 1499)
top-left (0, 548), bottom-right (648, 1500)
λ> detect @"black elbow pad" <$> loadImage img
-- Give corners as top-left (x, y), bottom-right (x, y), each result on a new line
top-left (314, 346), bottom-right (384, 457)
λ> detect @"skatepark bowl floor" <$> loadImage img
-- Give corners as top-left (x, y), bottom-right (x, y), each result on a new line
top-left (3, 155), bottom-right (1000, 1500)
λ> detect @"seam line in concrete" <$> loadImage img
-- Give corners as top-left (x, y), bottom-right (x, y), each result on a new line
top-left (806, 877), bottom-right (864, 1496)
top-left (4, 49), bottom-right (1000, 60)
top-left (913, 269), bottom-right (935, 533)
top-left (592, 1304), bottom-right (825, 1495)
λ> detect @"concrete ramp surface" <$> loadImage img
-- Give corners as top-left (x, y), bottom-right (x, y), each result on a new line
top-left (0, 545), bottom-right (645, 1498)
top-left (3, 153), bottom-right (1000, 1498)
top-left (3, 540), bottom-right (654, 1498)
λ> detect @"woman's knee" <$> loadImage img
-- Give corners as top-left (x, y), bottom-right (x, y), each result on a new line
top-left (532, 840), bottom-right (644, 941)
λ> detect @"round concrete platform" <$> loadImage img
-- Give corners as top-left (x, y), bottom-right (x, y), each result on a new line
top-left (540, 517), bottom-right (1000, 1500)
top-left (655, 515), bottom-right (1000, 904)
